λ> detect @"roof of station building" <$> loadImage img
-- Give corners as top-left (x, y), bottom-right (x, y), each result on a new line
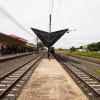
top-left (0, 32), bottom-right (27, 45)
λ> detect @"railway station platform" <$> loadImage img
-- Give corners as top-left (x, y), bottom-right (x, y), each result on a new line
top-left (0, 52), bottom-right (33, 62)
top-left (18, 58), bottom-right (88, 100)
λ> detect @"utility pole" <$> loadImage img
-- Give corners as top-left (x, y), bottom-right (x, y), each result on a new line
top-left (48, 14), bottom-right (52, 60)
top-left (49, 14), bottom-right (51, 33)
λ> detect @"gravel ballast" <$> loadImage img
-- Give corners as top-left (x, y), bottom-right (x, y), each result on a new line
top-left (0, 54), bottom-right (37, 78)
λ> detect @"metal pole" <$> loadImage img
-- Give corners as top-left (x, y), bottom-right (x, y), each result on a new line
top-left (49, 14), bottom-right (51, 33)
top-left (48, 14), bottom-right (52, 60)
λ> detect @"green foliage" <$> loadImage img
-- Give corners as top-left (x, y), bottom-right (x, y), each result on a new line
top-left (56, 50), bottom-right (100, 59)
top-left (70, 46), bottom-right (76, 51)
top-left (37, 42), bottom-right (44, 50)
top-left (88, 67), bottom-right (100, 75)
top-left (87, 42), bottom-right (100, 51)
top-left (79, 46), bottom-right (83, 49)
top-left (56, 49), bottom-right (100, 75)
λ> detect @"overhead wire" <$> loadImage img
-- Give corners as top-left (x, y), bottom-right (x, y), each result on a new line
top-left (50, 0), bottom-right (54, 15)
top-left (0, 2), bottom-right (34, 37)
top-left (49, 0), bottom-right (54, 32)
top-left (53, 0), bottom-right (75, 32)
top-left (56, 0), bottom-right (63, 20)
top-left (53, 0), bottom-right (63, 25)
top-left (49, 0), bottom-right (52, 15)
top-left (0, 0), bottom-right (64, 36)
top-left (49, 0), bottom-right (54, 15)
top-left (49, 0), bottom-right (63, 25)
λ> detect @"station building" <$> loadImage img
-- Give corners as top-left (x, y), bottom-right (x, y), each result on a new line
top-left (0, 33), bottom-right (35, 55)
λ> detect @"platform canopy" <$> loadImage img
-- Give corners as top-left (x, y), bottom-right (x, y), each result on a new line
top-left (31, 28), bottom-right (69, 48)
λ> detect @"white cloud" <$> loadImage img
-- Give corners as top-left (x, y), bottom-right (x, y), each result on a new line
top-left (0, 0), bottom-right (100, 48)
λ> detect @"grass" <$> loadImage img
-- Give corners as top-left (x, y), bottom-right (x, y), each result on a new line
top-left (56, 50), bottom-right (100, 59)
top-left (56, 50), bottom-right (100, 75)
top-left (56, 50), bottom-right (100, 63)
top-left (88, 67), bottom-right (100, 75)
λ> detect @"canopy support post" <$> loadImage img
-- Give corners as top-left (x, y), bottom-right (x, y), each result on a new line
top-left (48, 14), bottom-right (52, 60)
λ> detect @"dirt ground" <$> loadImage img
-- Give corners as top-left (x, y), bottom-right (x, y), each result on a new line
top-left (18, 59), bottom-right (88, 100)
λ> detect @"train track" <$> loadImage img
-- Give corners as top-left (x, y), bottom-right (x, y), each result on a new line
top-left (0, 52), bottom-right (34, 63)
top-left (53, 53), bottom-right (100, 100)
top-left (0, 54), bottom-right (42, 100)
top-left (68, 54), bottom-right (100, 65)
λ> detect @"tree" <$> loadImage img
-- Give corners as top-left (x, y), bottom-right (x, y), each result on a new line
top-left (37, 42), bottom-right (44, 50)
top-left (79, 46), bottom-right (83, 49)
top-left (87, 42), bottom-right (100, 51)
top-left (70, 46), bottom-right (76, 51)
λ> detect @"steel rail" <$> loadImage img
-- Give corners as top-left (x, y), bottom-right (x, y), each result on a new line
top-left (0, 52), bottom-right (34, 63)
top-left (57, 54), bottom-right (100, 82)
top-left (53, 53), bottom-right (100, 99)
top-left (69, 55), bottom-right (100, 65)
top-left (0, 54), bottom-right (42, 99)
top-left (0, 54), bottom-right (41, 80)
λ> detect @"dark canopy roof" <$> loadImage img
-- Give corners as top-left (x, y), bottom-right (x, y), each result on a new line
top-left (31, 28), bottom-right (69, 48)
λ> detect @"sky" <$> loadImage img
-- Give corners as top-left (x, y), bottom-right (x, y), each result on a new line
top-left (0, 0), bottom-right (100, 49)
